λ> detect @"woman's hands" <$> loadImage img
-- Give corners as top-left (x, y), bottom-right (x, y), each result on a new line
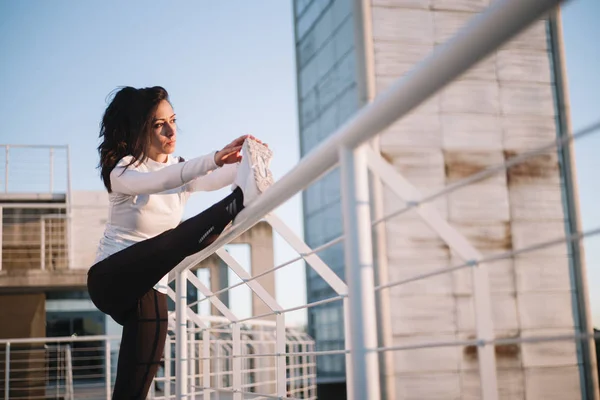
top-left (214, 135), bottom-right (267, 167)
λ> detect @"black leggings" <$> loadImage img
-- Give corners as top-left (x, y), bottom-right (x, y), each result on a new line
top-left (87, 189), bottom-right (243, 399)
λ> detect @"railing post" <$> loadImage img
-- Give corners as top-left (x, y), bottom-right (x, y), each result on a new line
top-left (65, 145), bottom-right (73, 269)
top-left (4, 342), bottom-right (9, 400)
top-left (0, 207), bottom-right (3, 271)
top-left (40, 218), bottom-right (45, 270)
top-left (339, 145), bottom-right (381, 400)
top-left (49, 148), bottom-right (54, 193)
top-left (164, 336), bottom-right (171, 399)
top-left (202, 329), bottom-right (210, 399)
top-left (105, 340), bottom-right (111, 400)
top-left (4, 146), bottom-right (8, 193)
top-left (276, 313), bottom-right (287, 398)
top-left (342, 298), bottom-right (354, 400)
top-left (188, 321), bottom-right (195, 393)
top-left (65, 345), bottom-right (73, 400)
top-left (176, 270), bottom-right (189, 398)
top-left (232, 323), bottom-right (242, 400)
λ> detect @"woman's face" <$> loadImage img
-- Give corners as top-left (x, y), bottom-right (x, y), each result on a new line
top-left (148, 100), bottom-right (177, 162)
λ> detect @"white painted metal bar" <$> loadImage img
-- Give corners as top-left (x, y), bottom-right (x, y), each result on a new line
top-left (215, 248), bottom-right (283, 312)
top-left (164, 336), bottom-right (171, 399)
top-left (4, 342), bottom-right (9, 400)
top-left (49, 147), bottom-right (54, 193)
top-left (176, 271), bottom-right (189, 399)
top-left (105, 341), bottom-right (111, 400)
top-left (40, 219), bottom-right (45, 270)
top-left (0, 207), bottom-right (3, 271)
top-left (189, 322), bottom-right (195, 395)
top-left (167, 286), bottom-right (210, 330)
top-left (65, 145), bottom-right (73, 269)
top-left (4, 146), bottom-right (8, 192)
top-left (339, 145), bottom-right (381, 400)
top-left (265, 214), bottom-right (348, 295)
top-left (186, 270), bottom-right (238, 322)
top-left (203, 330), bottom-right (211, 400)
top-left (342, 297), bottom-right (354, 400)
top-left (65, 345), bottom-right (74, 400)
top-left (276, 313), bottom-right (286, 398)
top-left (0, 203), bottom-right (67, 209)
top-left (365, 147), bottom-right (499, 399)
top-left (232, 323), bottom-right (242, 400)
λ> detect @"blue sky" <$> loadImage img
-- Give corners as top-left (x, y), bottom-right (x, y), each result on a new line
top-left (0, 0), bottom-right (598, 327)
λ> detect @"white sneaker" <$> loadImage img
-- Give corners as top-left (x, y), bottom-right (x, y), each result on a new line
top-left (233, 138), bottom-right (274, 206)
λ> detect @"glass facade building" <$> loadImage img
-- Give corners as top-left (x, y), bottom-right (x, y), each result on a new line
top-left (294, 0), bottom-right (359, 383)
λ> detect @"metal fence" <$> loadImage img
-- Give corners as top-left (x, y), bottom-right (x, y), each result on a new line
top-left (0, 145), bottom-right (70, 195)
top-left (0, 317), bottom-right (315, 400)
top-left (0, 203), bottom-right (111, 272)
top-left (160, 0), bottom-right (600, 399)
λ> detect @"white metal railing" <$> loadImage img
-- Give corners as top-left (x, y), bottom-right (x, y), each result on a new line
top-left (0, 145), bottom-right (70, 195)
top-left (159, 0), bottom-right (600, 399)
top-left (0, 144), bottom-right (76, 272)
top-left (0, 204), bottom-right (108, 272)
top-left (0, 319), bottom-right (314, 400)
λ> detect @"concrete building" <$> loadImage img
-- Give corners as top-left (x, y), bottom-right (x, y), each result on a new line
top-left (293, 1), bottom-right (596, 399)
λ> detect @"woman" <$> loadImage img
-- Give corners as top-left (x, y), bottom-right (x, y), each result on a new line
top-left (87, 86), bottom-right (273, 399)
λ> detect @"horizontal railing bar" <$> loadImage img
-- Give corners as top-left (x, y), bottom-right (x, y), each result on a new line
top-left (199, 349), bottom-right (348, 360)
top-left (188, 385), bottom-right (303, 400)
top-left (206, 295), bottom-right (347, 330)
top-left (0, 144), bottom-right (68, 149)
top-left (0, 335), bottom-right (120, 344)
top-left (376, 226), bottom-right (600, 291)
top-left (376, 332), bottom-right (600, 353)
top-left (373, 119), bottom-right (600, 226)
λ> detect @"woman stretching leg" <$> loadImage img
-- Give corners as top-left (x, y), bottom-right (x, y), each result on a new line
top-left (87, 86), bottom-right (273, 399)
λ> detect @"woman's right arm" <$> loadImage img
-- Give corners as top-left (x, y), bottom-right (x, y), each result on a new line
top-left (110, 153), bottom-right (218, 195)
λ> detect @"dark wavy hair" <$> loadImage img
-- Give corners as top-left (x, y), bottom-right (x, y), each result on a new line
top-left (97, 86), bottom-right (170, 192)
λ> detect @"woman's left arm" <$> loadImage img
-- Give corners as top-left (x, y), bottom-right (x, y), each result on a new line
top-left (185, 163), bottom-right (238, 192)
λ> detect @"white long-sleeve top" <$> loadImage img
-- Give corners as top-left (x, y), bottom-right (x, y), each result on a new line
top-left (94, 152), bottom-right (238, 293)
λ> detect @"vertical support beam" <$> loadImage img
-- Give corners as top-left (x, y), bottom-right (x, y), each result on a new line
top-left (4, 342), bottom-right (9, 400)
top-left (65, 145), bottom-right (73, 269)
top-left (203, 330), bottom-right (210, 399)
top-left (0, 207), bottom-right (3, 271)
top-left (104, 341), bottom-right (111, 400)
top-left (176, 271), bottom-right (189, 399)
top-left (189, 322), bottom-right (195, 395)
top-left (339, 145), bottom-right (381, 400)
top-left (472, 263), bottom-right (499, 400)
top-left (276, 313), bottom-right (287, 398)
top-left (4, 146), bottom-right (8, 193)
top-left (40, 219), bottom-right (45, 270)
top-left (164, 336), bottom-right (171, 399)
top-left (65, 345), bottom-right (74, 400)
top-left (232, 323), bottom-right (242, 400)
top-left (342, 298), bottom-right (354, 400)
top-left (49, 148), bottom-right (54, 193)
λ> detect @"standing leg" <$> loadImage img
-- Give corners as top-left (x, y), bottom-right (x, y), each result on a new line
top-left (111, 289), bottom-right (169, 400)
top-left (88, 188), bottom-right (243, 319)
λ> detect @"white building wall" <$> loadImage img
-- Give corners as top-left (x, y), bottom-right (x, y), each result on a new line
top-left (71, 190), bottom-right (109, 270)
top-left (368, 1), bottom-right (582, 399)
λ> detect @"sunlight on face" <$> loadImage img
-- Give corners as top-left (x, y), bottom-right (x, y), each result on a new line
top-left (148, 100), bottom-right (177, 162)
